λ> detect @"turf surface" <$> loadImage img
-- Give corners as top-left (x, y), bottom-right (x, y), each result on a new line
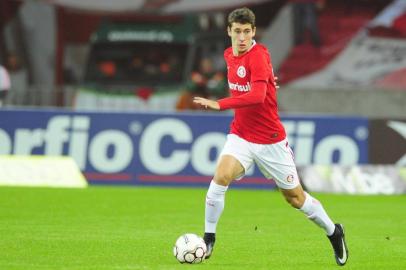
top-left (0, 186), bottom-right (405, 270)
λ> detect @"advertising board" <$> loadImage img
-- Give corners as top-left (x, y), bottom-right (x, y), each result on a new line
top-left (0, 109), bottom-right (369, 188)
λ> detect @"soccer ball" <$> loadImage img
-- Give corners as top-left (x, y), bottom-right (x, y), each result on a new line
top-left (173, 233), bottom-right (207, 264)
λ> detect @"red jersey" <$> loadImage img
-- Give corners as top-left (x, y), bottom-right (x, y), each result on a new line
top-left (218, 42), bottom-right (286, 144)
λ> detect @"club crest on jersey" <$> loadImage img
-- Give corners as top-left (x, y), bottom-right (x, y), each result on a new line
top-left (237, 66), bottom-right (246, 78)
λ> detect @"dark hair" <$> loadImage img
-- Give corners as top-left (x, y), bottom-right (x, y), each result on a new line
top-left (227, 7), bottom-right (256, 28)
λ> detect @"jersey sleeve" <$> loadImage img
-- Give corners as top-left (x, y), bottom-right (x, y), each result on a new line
top-left (218, 81), bottom-right (267, 110)
top-left (249, 50), bottom-right (270, 83)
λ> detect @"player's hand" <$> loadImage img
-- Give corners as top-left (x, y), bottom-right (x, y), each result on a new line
top-left (193, 97), bottom-right (220, 110)
top-left (274, 76), bottom-right (280, 89)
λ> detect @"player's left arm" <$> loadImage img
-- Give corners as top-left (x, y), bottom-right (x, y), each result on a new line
top-left (216, 81), bottom-right (267, 110)
top-left (193, 80), bottom-right (267, 111)
top-left (215, 50), bottom-right (271, 110)
top-left (193, 97), bottom-right (220, 110)
top-left (193, 50), bottom-right (272, 111)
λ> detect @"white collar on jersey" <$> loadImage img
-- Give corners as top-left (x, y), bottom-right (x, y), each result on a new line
top-left (234, 40), bottom-right (257, 56)
top-left (248, 40), bottom-right (257, 51)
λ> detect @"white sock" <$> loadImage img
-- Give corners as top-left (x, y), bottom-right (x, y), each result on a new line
top-left (205, 180), bottom-right (228, 233)
top-left (300, 192), bottom-right (336, 236)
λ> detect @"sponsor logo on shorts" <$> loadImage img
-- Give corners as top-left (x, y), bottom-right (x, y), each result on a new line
top-left (286, 174), bottom-right (294, 183)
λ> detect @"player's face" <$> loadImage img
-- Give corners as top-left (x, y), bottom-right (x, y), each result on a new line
top-left (228, 22), bottom-right (256, 56)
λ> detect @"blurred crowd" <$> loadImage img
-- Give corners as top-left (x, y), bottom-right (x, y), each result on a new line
top-left (176, 57), bottom-right (227, 111)
top-left (0, 52), bottom-right (28, 107)
top-left (0, 0), bottom-right (404, 110)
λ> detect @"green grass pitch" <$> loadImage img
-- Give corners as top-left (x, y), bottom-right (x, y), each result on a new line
top-left (0, 186), bottom-right (405, 270)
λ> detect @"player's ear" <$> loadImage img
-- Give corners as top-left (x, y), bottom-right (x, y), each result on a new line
top-left (227, 26), bottom-right (232, 37)
top-left (252, 26), bottom-right (256, 37)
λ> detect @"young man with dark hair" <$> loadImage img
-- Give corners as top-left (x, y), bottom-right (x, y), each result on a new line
top-left (193, 7), bottom-right (348, 266)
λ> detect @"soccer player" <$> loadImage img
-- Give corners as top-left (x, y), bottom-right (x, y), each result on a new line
top-left (193, 7), bottom-right (348, 266)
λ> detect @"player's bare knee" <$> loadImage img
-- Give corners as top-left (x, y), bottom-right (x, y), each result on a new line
top-left (214, 171), bottom-right (233, 186)
top-left (284, 195), bottom-right (302, 209)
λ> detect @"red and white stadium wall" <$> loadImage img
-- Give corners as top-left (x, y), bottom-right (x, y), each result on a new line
top-left (0, 109), bottom-right (404, 192)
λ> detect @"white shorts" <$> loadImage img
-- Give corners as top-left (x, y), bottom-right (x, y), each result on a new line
top-left (219, 134), bottom-right (300, 189)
